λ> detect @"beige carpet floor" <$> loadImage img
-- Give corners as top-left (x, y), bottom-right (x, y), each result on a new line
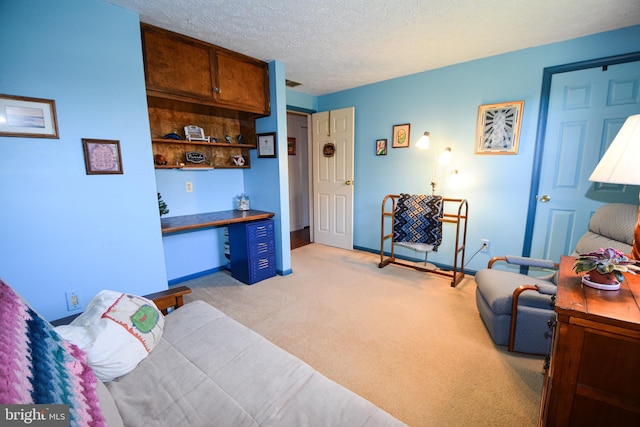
top-left (181, 243), bottom-right (545, 427)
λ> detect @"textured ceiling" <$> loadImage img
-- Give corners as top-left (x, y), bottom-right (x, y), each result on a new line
top-left (104, 0), bottom-right (640, 95)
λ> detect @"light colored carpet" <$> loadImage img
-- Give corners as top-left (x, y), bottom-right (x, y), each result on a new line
top-left (181, 243), bottom-right (545, 426)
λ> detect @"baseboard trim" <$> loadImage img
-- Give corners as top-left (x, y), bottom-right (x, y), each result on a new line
top-left (168, 267), bottom-right (225, 286)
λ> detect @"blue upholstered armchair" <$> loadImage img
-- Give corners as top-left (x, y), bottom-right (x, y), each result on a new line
top-left (474, 203), bottom-right (637, 355)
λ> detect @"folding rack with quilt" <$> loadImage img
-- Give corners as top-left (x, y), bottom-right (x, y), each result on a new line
top-left (378, 194), bottom-right (468, 287)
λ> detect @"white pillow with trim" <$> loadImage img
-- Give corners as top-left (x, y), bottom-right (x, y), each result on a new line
top-left (55, 290), bottom-right (164, 382)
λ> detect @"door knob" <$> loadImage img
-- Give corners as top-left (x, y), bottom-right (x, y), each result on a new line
top-left (539, 195), bottom-right (551, 203)
top-left (345, 180), bottom-right (353, 185)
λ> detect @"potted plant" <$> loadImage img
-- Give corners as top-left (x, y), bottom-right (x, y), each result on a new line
top-left (573, 247), bottom-right (640, 290)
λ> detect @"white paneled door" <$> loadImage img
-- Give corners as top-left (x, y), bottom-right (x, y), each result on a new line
top-left (312, 107), bottom-right (355, 250)
top-left (530, 61), bottom-right (640, 260)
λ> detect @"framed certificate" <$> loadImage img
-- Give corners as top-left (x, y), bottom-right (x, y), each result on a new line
top-left (257, 132), bottom-right (276, 158)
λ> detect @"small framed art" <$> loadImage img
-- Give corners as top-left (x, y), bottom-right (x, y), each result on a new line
top-left (392, 123), bottom-right (410, 148)
top-left (257, 132), bottom-right (277, 158)
top-left (0, 94), bottom-right (59, 138)
top-left (288, 137), bottom-right (296, 155)
top-left (475, 101), bottom-right (524, 154)
top-left (82, 138), bottom-right (123, 174)
top-left (376, 139), bottom-right (387, 156)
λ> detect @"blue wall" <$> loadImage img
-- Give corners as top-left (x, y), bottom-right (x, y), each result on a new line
top-left (296, 25), bottom-right (640, 271)
top-left (0, 0), bottom-right (168, 320)
top-left (1, 0), bottom-right (638, 320)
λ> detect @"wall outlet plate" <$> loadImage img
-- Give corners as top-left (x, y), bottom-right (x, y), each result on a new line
top-left (65, 290), bottom-right (82, 311)
top-left (481, 239), bottom-right (490, 253)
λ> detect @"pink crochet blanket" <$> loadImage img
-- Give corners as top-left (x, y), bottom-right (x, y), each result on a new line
top-left (0, 279), bottom-right (106, 427)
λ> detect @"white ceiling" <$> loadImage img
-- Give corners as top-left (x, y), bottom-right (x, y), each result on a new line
top-left (105, 0), bottom-right (640, 95)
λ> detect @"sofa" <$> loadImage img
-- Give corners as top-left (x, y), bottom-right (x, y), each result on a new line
top-left (0, 279), bottom-right (406, 426)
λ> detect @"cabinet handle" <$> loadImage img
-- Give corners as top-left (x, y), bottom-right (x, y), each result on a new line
top-left (212, 87), bottom-right (221, 94)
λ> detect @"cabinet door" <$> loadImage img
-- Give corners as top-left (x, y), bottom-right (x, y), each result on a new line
top-left (216, 50), bottom-right (270, 115)
top-left (142, 25), bottom-right (216, 100)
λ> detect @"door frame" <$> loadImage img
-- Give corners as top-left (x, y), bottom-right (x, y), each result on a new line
top-left (522, 51), bottom-right (640, 260)
top-left (287, 107), bottom-right (315, 242)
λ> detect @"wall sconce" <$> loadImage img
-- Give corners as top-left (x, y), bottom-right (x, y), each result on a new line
top-left (416, 131), bottom-right (453, 195)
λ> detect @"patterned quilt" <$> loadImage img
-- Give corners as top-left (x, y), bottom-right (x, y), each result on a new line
top-left (0, 279), bottom-right (105, 427)
top-left (393, 194), bottom-right (443, 250)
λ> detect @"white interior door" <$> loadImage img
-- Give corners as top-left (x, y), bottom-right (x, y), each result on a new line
top-left (530, 61), bottom-right (640, 260)
top-left (312, 107), bottom-right (355, 250)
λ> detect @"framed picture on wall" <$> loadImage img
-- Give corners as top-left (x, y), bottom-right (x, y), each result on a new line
top-left (392, 123), bottom-right (410, 148)
top-left (257, 132), bottom-right (277, 158)
top-left (474, 101), bottom-right (524, 154)
top-left (376, 138), bottom-right (387, 155)
top-left (0, 94), bottom-right (59, 138)
top-left (82, 138), bottom-right (123, 174)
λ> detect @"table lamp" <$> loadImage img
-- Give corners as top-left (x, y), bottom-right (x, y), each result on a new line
top-left (589, 114), bottom-right (640, 259)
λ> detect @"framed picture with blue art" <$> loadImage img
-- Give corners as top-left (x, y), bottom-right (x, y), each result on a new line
top-left (474, 100), bottom-right (523, 154)
top-left (0, 94), bottom-right (59, 138)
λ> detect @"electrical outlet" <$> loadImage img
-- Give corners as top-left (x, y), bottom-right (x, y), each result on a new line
top-left (481, 239), bottom-right (490, 253)
top-left (185, 181), bottom-right (193, 193)
top-left (65, 290), bottom-right (82, 311)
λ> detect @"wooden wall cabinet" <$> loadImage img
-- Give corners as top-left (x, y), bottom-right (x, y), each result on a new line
top-left (141, 24), bottom-right (270, 169)
top-left (141, 23), bottom-right (270, 115)
top-left (539, 256), bottom-right (640, 426)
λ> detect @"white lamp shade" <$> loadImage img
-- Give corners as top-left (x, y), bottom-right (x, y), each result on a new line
top-left (438, 147), bottom-right (452, 164)
top-left (416, 132), bottom-right (430, 150)
top-left (589, 114), bottom-right (640, 185)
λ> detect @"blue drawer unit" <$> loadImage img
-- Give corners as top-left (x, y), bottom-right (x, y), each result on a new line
top-left (228, 219), bottom-right (276, 284)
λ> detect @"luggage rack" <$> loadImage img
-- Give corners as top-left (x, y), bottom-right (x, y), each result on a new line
top-left (378, 194), bottom-right (468, 287)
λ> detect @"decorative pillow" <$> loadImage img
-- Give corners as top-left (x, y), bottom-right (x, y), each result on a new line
top-left (55, 290), bottom-right (164, 382)
top-left (0, 279), bottom-right (106, 426)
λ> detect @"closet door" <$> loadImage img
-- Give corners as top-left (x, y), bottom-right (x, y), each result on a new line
top-left (530, 61), bottom-right (640, 260)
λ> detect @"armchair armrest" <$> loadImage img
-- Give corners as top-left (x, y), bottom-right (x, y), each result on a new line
top-left (508, 283), bottom-right (556, 352)
top-left (488, 255), bottom-right (558, 269)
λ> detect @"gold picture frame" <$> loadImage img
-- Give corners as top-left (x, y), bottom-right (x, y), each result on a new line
top-left (475, 101), bottom-right (524, 154)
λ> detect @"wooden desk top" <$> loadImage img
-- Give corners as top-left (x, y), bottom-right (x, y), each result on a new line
top-left (160, 209), bottom-right (275, 234)
top-left (556, 255), bottom-right (640, 332)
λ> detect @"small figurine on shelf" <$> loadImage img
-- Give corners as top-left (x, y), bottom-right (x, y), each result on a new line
top-left (225, 135), bottom-right (233, 144)
top-left (232, 155), bottom-right (245, 166)
top-left (236, 134), bottom-right (243, 144)
top-left (154, 154), bottom-right (167, 165)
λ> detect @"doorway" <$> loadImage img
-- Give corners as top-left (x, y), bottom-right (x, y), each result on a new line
top-left (287, 111), bottom-right (312, 249)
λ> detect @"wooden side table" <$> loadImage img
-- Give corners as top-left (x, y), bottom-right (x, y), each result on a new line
top-left (539, 256), bottom-right (640, 426)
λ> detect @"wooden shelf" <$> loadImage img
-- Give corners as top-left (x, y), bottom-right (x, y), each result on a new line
top-left (151, 138), bottom-right (256, 148)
